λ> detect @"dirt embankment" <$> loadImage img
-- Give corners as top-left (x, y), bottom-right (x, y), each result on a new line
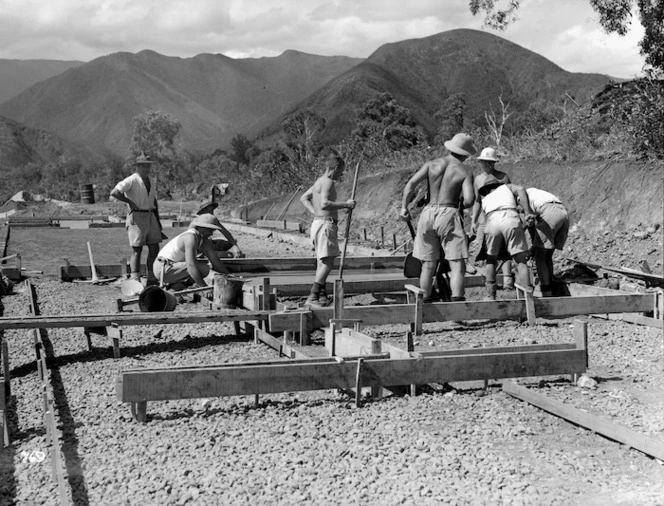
top-left (247, 158), bottom-right (662, 231)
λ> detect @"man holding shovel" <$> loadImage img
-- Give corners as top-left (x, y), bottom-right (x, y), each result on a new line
top-left (400, 133), bottom-right (476, 303)
top-left (300, 153), bottom-right (356, 307)
top-left (111, 152), bottom-right (164, 286)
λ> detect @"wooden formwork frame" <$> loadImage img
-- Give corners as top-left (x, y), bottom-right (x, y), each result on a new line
top-left (27, 281), bottom-right (73, 505)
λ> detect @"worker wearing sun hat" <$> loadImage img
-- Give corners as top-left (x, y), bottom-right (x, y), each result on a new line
top-left (110, 151), bottom-right (165, 286)
top-left (153, 214), bottom-right (231, 288)
top-left (470, 147), bottom-right (515, 290)
top-left (194, 200), bottom-right (245, 258)
top-left (400, 133), bottom-right (476, 303)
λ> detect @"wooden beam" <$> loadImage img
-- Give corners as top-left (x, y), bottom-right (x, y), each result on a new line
top-left (503, 382), bottom-right (664, 461)
top-left (417, 342), bottom-right (577, 357)
top-left (117, 348), bottom-right (586, 403)
top-left (0, 310), bottom-right (271, 330)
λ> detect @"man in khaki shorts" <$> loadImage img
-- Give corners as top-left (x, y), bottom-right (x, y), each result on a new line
top-left (525, 187), bottom-right (570, 297)
top-left (400, 133), bottom-right (476, 302)
top-left (476, 180), bottom-right (536, 299)
top-left (300, 153), bottom-right (355, 307)
top-left (153, 214), bottom-right (230, 288)
top-left (470, 147), bottom-right (515, 289)
top-left (110, 152), bottom-right (164, 285)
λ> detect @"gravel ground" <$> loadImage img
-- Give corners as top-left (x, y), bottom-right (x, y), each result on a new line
top-left (1, 229), bottom-right (664, 505)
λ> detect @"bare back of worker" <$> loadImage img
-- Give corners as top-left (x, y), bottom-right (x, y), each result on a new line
top-left (426, 155), bottom-right (474, 208)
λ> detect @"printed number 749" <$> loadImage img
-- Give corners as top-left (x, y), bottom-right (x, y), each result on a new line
top-left (20, 450), bottom-right (46, 463)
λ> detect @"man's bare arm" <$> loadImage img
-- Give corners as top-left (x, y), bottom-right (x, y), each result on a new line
top-left (299, 185), bottom-right (315, 215)
top-left (201, 239), bottom-right (230, 275)
top-left (461, 173), bottom-right (475, 209)
top-left (320, 178), bottom-right (355, 211)
top-left (110, 189), bottom-right (139, 211)
top-left (183, 234), bottom-right (209, 287)
top-left (400, 163), bottom-right (430, 219)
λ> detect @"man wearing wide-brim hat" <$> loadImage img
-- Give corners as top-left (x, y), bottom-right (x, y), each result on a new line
top-left (399, 133), bottom-right (477, 303)
top-left (153, 214), bottom-right (231, 288)
top-left (470, 147), bottom-right (515, 290)
top-left (110, 151), bottom-right (164, 285)
top-left (195, 201), bottom-right (244, 258)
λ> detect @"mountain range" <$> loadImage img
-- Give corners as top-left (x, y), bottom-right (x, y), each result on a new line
top-left (0, 28), bottom-right (613, 159)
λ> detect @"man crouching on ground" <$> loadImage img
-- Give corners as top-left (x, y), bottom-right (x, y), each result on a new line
top-left (153, 214), bottom-right (230, 288)
top-left (300, 153), bottom-right (356, 307)
top-left (400, 133), bottom-right (476, 303)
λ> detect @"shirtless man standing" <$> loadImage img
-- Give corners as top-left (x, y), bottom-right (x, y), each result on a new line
top-left (300, 154), bottom-right (356, 307)
top-left (470, 147), bottom-right (515, 290)
top-left (400, 133), bottom-right (476, 302)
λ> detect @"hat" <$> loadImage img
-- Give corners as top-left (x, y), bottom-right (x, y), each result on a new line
top-left (477, 147), bottom-right (498, 162)
top-left (136, 152), bottom-right (155, 165)
top-left (196, 201), bottom-right (218, 215)
top-left (190, 213), bottom-right (223, 231)
top-left (444, 133), bottom-right (477, 156)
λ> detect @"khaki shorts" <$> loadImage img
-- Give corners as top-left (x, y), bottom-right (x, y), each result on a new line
top-left (413, 205), bottom-right (467, 262)
top-left (484, 210), bottom-right (529, 257)
top-left (533, 203), bottom-right (569, 250)
top-left (153, 259), bottom-right (210, 286)
top-left (126, 211), bottom-right (162, 247)
top-left (310, 218), bottom-right (340, 259)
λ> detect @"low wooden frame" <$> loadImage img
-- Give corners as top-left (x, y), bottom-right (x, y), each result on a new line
top-left (503, 382), bottom-right (664, 461)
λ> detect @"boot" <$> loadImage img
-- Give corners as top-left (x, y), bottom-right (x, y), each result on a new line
top-left (485, 282), bottom-right (497, 301)
top-left (503, 275), bottom-right (515, 291)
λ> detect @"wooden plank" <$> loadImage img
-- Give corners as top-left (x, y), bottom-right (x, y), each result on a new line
top-left (0, 310), bottom-right (271, 330)
top-left (417, 343), bottom-right (577, 357)
top-left (503, 382), bottom-right (664, 461)
top-left (117, 348), bottom-right (586, 402)
top-left (324, 327), bottom-right (381, 356)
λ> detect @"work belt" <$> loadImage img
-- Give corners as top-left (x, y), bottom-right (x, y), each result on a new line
top-left (485, 206), bottom-right (517, 216)
top-left (156, 257), bottom-right (175, 266)
top-left (314, 217), bottom-right (338, 224)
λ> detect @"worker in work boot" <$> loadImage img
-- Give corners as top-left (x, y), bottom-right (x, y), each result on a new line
top-left (475, 179), bottom-right (536, 300)
top-left (110, 152), bottom-right (164, 286)
top-left (195, 201), bottom-right (245, 258)
top-left (300, 153), bottom-right (355, 307)
top-left (153, 214), bottom-right (231, 288)
top-left (470, 147), bottom-right (515, 290)
top-left (525, 188), bottom-right (570, 297)
top-left (400, 133), bottom-right (476, 303)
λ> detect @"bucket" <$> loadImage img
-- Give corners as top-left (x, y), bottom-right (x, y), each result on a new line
top-left (138, 285), bottom-right (178, 312)
top-left (213, 274), bottom-right (245, 308)
top-left (80, 183), bottom-right (95, 204)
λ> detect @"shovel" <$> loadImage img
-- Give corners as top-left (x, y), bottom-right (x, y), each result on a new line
top-left (73, 242), bottom-right (115, 284)
top-left (403, 219), bottom-right (422, 278)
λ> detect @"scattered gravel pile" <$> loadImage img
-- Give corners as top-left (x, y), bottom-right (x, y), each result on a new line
top-left (1, 229), bottom-right (664, 505)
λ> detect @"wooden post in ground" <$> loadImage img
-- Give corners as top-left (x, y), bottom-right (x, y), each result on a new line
top-left (406, 330), bottom-right (417, 396)
top-left (107, 324), bottom-right (122, 359)
top-left (516, 283), bottom-right (536, 326)
top-left (405, 285), bottom-right (424, 335)
top-left (573, 319), bottom-right (588, 383)
top-left (363, 229), bottom-right (367, 241)
top-left (381, 227), bottom-right (384, 249)
top-left (334, 280), bottom-right (344, 320)
top-left (1, 338), bottom-right (9, 398)
top-left (355, 358), bottom-right (364, 407)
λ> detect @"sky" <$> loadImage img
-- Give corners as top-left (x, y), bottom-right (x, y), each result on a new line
top-left (0, 0), bottom-right (646, 79)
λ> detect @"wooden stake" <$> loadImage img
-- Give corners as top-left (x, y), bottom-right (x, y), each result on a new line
top-left (355, 358), bottom-right (364, 407)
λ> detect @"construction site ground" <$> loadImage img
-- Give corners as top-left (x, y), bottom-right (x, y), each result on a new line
top-left (1, 226), bottom-right (663, 505)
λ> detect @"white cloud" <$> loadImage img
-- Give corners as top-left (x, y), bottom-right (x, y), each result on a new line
top-left (0, 0), bottom-right (646, 77)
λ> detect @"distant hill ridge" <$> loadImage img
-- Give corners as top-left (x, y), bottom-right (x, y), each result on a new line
top-left (0, 29), bottom-right (612, 157)
top-left (0, 58), bottom-right (84, 104)
top-left (258, 28), bottom-right (613, 145)
top-left (0, 49), bottom-right (363, 154)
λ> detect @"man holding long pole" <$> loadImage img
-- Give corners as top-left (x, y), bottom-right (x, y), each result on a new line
top-left (300, 153), bottom-right (356, 308)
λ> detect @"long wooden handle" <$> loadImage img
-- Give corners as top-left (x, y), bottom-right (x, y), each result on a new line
top-left (87, 242), bottom-right (99, 282)
top-left (338, 158), bottom-right (362, 280)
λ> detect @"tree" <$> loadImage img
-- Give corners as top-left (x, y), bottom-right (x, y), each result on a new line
top-left (434, 93), bottom-right (467, 145)
top-left (229, 133), bottom-right (253, 168)
top-left (484, 94), bottom-right (514, 146)
top-left (352, 93), bottom-right (426, 155)
top-left (282, 108), bottom-right (326, 164)
top-left (469, 0), bottom-right (664, 72)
